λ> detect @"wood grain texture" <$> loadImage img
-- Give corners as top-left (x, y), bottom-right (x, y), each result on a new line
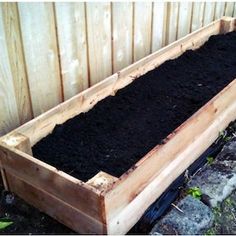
top-left (55, 3), bottom-right (89, 100)
top-left (2, 3), bottom-right (33, 125)
top-left (112, 2), bottom-right (133, 72)
top-left (86, 2), bottom-right (112, 86)
top-left (0, 17), bottom-right (231, 234)
top-left (203, 2), bottom-right (216, 26)
top-left (0, 144), bottom-right (103, 222)
top-left (18, 3), bottom-right (62, 117)
top-left (0, 5), bottom-right (20, 136)
top-left (106, 78), bottom-right (236, 234)
top-left (224, 2), bottom-right (234, 17)
top-left (0, 2), bottom-right (233, 137)
top-left (191, 2), bottom-right (205, 32)
top-left (152, 2), bottom-right (167, 52)
top-left (6, 172), bottom-right (105, 234)
top-left (177, 2), bottom-right (192, 39)
top-left (166, 2), bottom-right (179, 44)
top-left (133, 2), bottom-right (152, 61)
top-left (215, 2), bottom-right (226, 20)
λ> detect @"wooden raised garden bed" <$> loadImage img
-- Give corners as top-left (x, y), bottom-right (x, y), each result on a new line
top-left (0, 17), bottom-right (236, 234)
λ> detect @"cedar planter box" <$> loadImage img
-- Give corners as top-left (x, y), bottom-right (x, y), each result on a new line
top-left (0, 17), bottom-right (236, 234)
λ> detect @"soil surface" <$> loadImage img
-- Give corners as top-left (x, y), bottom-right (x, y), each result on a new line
top-left (33, 31), bottom-right (236, 182)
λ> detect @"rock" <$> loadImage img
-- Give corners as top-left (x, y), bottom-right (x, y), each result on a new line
top-left (188, 139), bottom-right (236, 207)
top-left (149, 196), bottom-right (213, 235)
top-left (219, 192), bottom-right (236, 234)
top-left (206, 190), bottom-right (236, 235)
top-left (216, 138), bottom-right (236, 162)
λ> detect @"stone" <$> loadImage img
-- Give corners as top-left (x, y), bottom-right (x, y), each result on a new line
top-left (149, 196), bottom-right (213, 235)
top-left (206, 190), bottom-right (236, 235)
top-left (216, 138), bottom-right (236, 162)
top-left (188, 139), bottom-right (236, 207)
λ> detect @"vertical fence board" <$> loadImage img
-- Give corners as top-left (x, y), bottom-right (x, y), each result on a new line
top-left (166, 2), bottom-right (179, 44)
top-left (224, 2), bottom-right (234, 16)
top-left (191, 2), bottom-right (205, 32)
top-left (18, 3), bottom-right (62, 117)
top-left (215, 2), bottom-right (226, 20)
top-left (2, 3), bottom-right (32, 125)
top-left (152, 2), bottom-right (167, 52)
top-left (133, 2), bottom-right (152, 62)
top-left (177, 2), bottom-right (192, 39)
top-left (0, 5), bottom-right (20, 135)
top-left (203, 2), bottom-right (215, 26)
top-left (234, 3), bottom-right (236, 17)
top-left (86, 2), bottom-right (112, 86)
top-left (112, 2), bottom-right (133, 72)
top-left (55, 3), bottom-right (89, 100)
top-left (0, 2), bottom-right (234, 135)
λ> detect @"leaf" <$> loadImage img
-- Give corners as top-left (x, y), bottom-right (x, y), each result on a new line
top-left (207, 156), bottom-right (214, 165)
top-left (187, 187), bottom-right (202, 200)
top-left (0, 220), bottom-right (13, 230)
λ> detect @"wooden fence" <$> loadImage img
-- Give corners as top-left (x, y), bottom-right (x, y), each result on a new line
top-left (0, 2), bottom-right (235, 136)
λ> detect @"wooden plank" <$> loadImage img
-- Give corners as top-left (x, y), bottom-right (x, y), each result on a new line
top-left (215, 2), bottom-right (226, 20)
top-left (0, 5), bottom-right (20, 136)
top-left (6, 20), bottom-right (222, 146)
top-left (0, 144), bottom-right (104, 222)
top-left (55, 3), bottom-right (89, 100)
top-left (133, 2), bottom-right (152, 61)
top-left (1, 133), bottom-right (32, 155)
top-left (191, 2), bottom-right (205, 32)
top-left (87, 171), bottom-right (118, 192)
top-left (203, 2), bottom-right (216, 26)
top-left (177, 2), bottom-right (192, 39)
top-left (18, 3), bottom-right (62, 117)
top-left (86, 2), bottom-right (112, 85)
top-left (2, 3), bottom-right (33, 125)
top-left (6, 172), bottom-right (105, 234)
top-left (105, 79), bottom-right (236, 234)
top-left (112, 2), bottom-right (133, 72)
top-left (0, 16), bottom-right (233, 235)
top-left (220, 16), bottom-right (236, 33)
top-left (151, 2), bottom-right (167, 52)
top-left (166, 2), bottom-right (179, 44)
top-left (114, 19), bottom-right (221, 93)
top-left (234, 3), bottom-right (236, 17)
top-left (224, 2), bottom-right (234, 17)
top-left (7, 73), bottom-right (118, 146)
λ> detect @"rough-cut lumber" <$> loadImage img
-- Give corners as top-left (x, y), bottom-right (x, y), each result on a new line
top-left (87, 171), bottom-right (118, 192)
top-left (1, 133), bottom-right (32, 155)
top-left (6, 18), bottom-right (223, 146)
top-left (0, 143), bottom-right (104, 223)
top-left (104, 78), bottom-right (236, 234)
top-left (18, 3), bottom-right (62, 116)
top-left (6, 172), bottom-right (105, 234)
top-left (0, 17), bottom-right (235, 234)
top-left (2, 3), bottom-right (33, 125)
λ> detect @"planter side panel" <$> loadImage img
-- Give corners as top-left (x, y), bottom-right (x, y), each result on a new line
top-left (0, 144), bottom-right (105, 231)
top-left (6, 172), bottom-right (105, 234)
top-left (105, 79), bottom-right (236, 234)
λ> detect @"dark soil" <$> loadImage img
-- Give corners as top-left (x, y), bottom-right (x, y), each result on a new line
top-left (33, 31), bottom-right (236, 182)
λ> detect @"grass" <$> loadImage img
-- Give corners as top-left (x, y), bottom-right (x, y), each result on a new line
top-left (187, 187), bottom-right (202, 200)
